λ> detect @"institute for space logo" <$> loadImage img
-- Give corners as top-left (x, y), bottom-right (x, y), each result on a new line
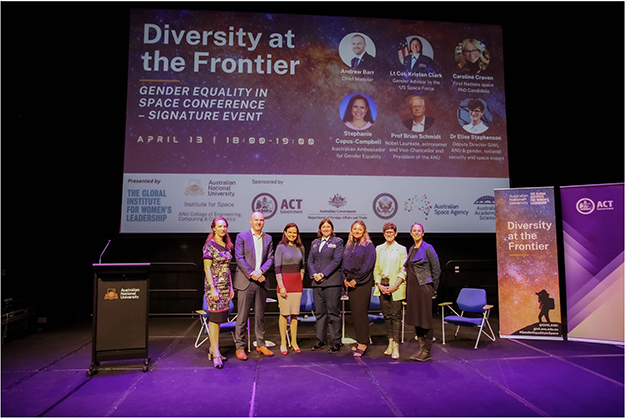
top-left (252, 193), bottom-right (278, 219)
top-left (576, 198), bottom-right (595, 215)
top-left (373, 193), bottom-right (398, 220)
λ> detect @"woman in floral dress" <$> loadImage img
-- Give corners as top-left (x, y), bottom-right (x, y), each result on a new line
top-left (202, 217), bottom-right (234, 369)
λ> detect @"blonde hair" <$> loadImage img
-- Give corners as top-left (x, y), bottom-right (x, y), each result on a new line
top-left (347, 220), bottom-right (372, 247)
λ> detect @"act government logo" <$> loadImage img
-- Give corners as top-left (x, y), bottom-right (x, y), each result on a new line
top-left (252, 193), bottom-right (278, 219)
top-left (576, 197), bottom-right (614, 215)
top-left (373, 193), bottom-right (398, 220)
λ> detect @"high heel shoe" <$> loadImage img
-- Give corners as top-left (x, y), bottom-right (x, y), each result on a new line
top-left (280, 346), bottom-right (288, 355)
top-left (213, 356), bottom-right (223, 369)
top-left (208, 350), bottom-right (224, 369)
top-left (353, 344), bottom-right (367, 357)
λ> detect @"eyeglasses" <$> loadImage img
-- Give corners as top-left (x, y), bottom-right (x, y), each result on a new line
top-left (463, 49), bottom-right (480, 55)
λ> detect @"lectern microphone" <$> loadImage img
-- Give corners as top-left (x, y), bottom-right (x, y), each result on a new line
top-left (99, 240), bottom-right (111, 264)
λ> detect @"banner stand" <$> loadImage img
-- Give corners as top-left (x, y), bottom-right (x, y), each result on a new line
top-left (495, 187), bottom-right (563, 340)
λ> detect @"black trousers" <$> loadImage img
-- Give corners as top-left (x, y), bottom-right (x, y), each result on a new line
top-left (313, 286), bottom-right (343, 346)
top-left (379, 293), bottom-right (402, 341)
top-left (348, 280), bottom-right (373, 345)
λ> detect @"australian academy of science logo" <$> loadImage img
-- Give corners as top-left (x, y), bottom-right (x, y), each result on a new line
top-left (252, 193), bottom-right (278, 219)
top-left (373, 193), bottom-right (398, 220)
top-left (474, 195), bottom-right (495, 220)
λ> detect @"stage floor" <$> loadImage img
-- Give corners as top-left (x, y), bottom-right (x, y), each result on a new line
top-left (2, 316), bottom-right (623, 417)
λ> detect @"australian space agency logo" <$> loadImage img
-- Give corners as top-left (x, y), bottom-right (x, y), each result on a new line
top-left (373, 193), bottom-right (398, 220)
top-left (252, 193), bottom-right (278, 219)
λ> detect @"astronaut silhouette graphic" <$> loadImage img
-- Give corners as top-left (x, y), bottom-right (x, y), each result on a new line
top-left (536, 289), bottom-right (555, 323)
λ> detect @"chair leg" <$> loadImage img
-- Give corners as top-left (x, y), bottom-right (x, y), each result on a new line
top-left (441, 307), bottom-right (446, 345)
top-left (194, 316), bottom-right (210, 349)
top-left (401, 303), bottom-right (406, 344)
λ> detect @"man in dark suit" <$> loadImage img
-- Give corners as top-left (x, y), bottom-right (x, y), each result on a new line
top-left (233, 212), bottom-right (275, 360)
top-left (350, 34), bottom-right (376, 69)
top-left (402, 95), bottom-right (435, 132)
top-left (307, 219), bottom-right (345, 353)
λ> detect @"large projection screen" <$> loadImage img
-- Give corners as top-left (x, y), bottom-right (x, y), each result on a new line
top-left (121, 8), bottom-right (509, 233)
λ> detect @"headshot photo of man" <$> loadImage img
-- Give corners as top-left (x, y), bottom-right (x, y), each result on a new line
top-left (402, 95), bottom-right (435, 132)
top-left (340, 33), bottom-right (377, 69)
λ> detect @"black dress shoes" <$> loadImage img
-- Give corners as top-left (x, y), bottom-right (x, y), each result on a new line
top-left (328, 343), bottom-right (342, 353)
top-left (311, 341), bottom-right (327, 351)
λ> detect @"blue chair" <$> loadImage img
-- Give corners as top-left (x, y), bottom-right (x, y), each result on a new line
top-left (194, 298), bottom-right (237, 349)
top-left (438, 288), bottom-right (495, 349)
top-left (297, 288), bottom-right (316, 323)
top-left (368, 287), bottom-right (385, 324)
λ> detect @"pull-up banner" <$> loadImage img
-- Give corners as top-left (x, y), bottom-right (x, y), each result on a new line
top-left (495, 187), bottom-right (563, 340)
top-left (561, 183), bottom-right (624, 345)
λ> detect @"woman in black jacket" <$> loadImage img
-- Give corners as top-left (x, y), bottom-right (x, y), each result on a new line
top-left (405, 223), bottom-right (441, 361)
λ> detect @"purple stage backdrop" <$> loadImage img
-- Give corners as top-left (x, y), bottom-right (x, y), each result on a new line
top-left (121, 8), bottom-right (509, 233)
top-left (561, 183), bottom-right (624, 344)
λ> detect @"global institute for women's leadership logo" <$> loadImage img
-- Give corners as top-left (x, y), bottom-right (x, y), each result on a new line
top-left (373, 193), bottom-right (398, 220)
top-left (252, 193), bottom-right (278, 219)
top-left (576, 198), bottom-right (595, 215)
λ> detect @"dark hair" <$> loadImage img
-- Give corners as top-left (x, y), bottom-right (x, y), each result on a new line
top-left (409, 37), bottom-right (423, 51)
top-left (467, 98), bottom-right (485, 112)
top-left (279, 222), bottom-right (304, 251)
top-left (205, 217), bottom-right (233, 250)
top-left (342, 94), bottom-right (374, 123)
top-left (410, 222), bottom-right (425, 234)
top-left (317, 218), bottom-right (335, 237)
top-left (382, 222), bottom-right (397, 233)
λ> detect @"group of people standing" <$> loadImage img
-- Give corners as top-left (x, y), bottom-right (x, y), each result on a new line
top-left (202, 212), bottom-right (441, 369)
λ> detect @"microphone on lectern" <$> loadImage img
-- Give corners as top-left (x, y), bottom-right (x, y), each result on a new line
top-left (99, 240), bottom-right (111, 264)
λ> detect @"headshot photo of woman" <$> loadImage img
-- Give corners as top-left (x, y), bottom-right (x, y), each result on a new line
top-left (458, 98), bottom-right (491, 134)
top-left (455, 38), bottom-right (490, 74)
top-left (402, 36), bottom-right (434, 73)
top-left (341, 93), bottom-right (376, 130)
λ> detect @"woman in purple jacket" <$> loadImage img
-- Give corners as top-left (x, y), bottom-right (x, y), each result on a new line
top-left (342, 220), bottom-right (377, 357)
